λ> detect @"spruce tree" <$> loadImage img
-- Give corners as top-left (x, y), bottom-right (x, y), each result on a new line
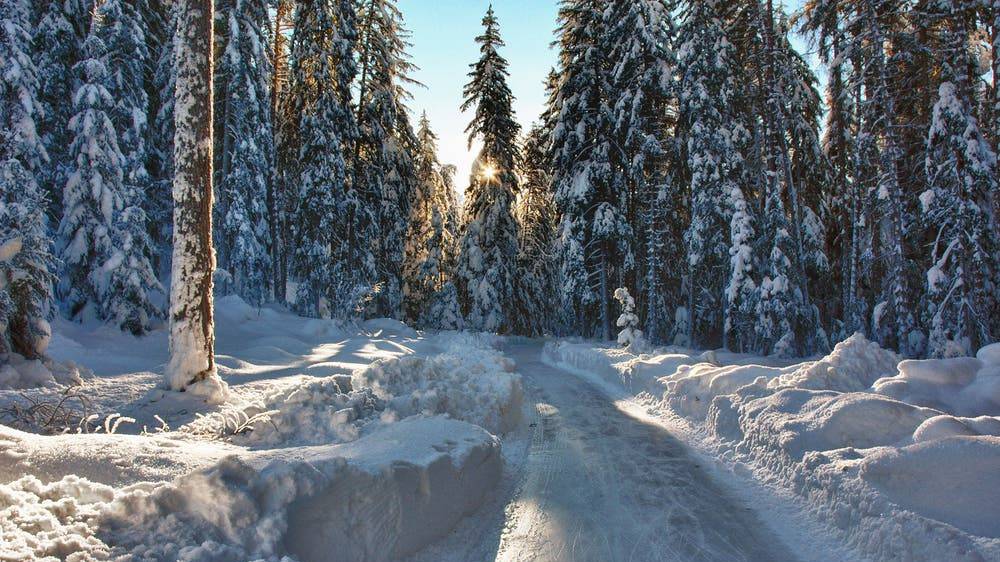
top-left (605, 0), bottom-right (676, 337)
top-left (0, 0), bottom-right (56, 359)
top-left (456, 5), bottom-right (521, 333)
top-left (216, 0), bottom-right (274, 306)
top-left (551, 0), bottom-right (631, 340)
top-left (677, 0), bottom-right (747, 348)
top-left (32, 0), bottom-right (86, 222)
top-left (403, 113), bottom-right (453, 324)
top-left (286, 0), bottom-right (361, 319)
top-left (921, 1), bottom-right (998, 357)
top-left (148, 0), bottom-right (179, 276)
top-left (514, 125), bottom-right (558, 336)
top-left (353, 0), bottom-right (419, 318)
top-left (58, 35), bottom-right (125, 320)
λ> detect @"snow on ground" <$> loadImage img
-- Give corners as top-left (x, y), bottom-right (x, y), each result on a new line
top-left (544, 335), bottom-right (1000, 562)
top-left (0, 296), bottom-right (522, 561)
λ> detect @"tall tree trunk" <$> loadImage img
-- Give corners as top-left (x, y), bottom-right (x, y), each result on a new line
top-left (167, 0), bottom-right (224, 401)
top-left (270, 0), bottom-right (292, 304)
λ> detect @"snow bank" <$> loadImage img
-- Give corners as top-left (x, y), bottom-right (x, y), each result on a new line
top-left (872, 343), bottom-right (1000, 416)
top-left (769, 333), bottom-right (901, 392)
top-left (0, 417), bottom-right (501, 562)
top-left (549, 334), bottom-right (1000, 561)
top-left (354, 335), bottom-right (523, 435)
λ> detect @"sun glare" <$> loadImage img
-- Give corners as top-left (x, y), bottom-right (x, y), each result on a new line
top-left (480, 163), bottom-right (499, 182)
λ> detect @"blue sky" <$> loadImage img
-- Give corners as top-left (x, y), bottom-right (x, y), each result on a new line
top-left (397, 1), bottom-right (814, 193)
top-left (398, 0), bottom-right (560, 190)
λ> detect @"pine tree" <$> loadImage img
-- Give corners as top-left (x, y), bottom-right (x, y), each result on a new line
top-left (216, 0), bottom-right (274, 306)
top-left (455, 6), bottom-right (521, 333)
top-left (605, 0), bottom-right (676, 338)
top-left (0, 0), bottom-right (56, 359)
top-left (921, 1), bottom-right (998, 357)
top-left (514, 124), bottom-right (558, 336)
top-left (403, 113), bottom-right (454, 325)
top-left (352, 0), bottom-right (419, 318)
top-left (166, 0), bottom-right (227, 401)
top-left (148, 0), bottom-right (179, 276)
top-left (32, 0), bottom-right (87, 222)
top-left (95, 0), bottom-right (163, 334)
top-left (285, 0), bottom-right (361, 319)
top-left (58, 35), bottom-right (124, 320)
top-left (677, 0), bottom-right (747, 348)
top-left (551, 0), bottom-right (631, 340)
top-left (96, 0), bottom-right (153, 219)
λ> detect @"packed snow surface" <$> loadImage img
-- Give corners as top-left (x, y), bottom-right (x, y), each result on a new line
top-left (544, 334), bottom-right (1000, 561)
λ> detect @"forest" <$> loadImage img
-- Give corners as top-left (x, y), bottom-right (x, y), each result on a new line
top-left (2, 0), bottom-right (997, 379)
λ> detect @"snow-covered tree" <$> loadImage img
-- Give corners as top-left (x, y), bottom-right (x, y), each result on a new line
top-left (58, 35), bottom-right (124, 320)
top-left (513, 125), bottom-right (558, 336)
top-left (96, 0), bottom-right (154, 218)
top-left (58, 29), bottom-right (161, 335)
top-left (166, 0), bottom-right (227, 402)
top-left (32, 0), bottom-right (88, 222)
top-left (455, 6), bottom-right (521, 333)
top-left (216, 0), bottom-right (274, 306)
top-left (403, 113), bottom-right (455, 325)
top-left (677, 0), bottom-right (747, 348)
top-left (352, 0), bottom-right (418, 318)
top-left (614, 287), bottom-right (646, 351)
top-left (148, 0), bottom-right (179, 275)
top-left (921, 4), bottom-right (998, 357)
top-left (551, 0), bottom-right (635, 340)
top-left (0, 0), bottom-right (55, 358)
top-left (285, 0), bottom-right (361, 319)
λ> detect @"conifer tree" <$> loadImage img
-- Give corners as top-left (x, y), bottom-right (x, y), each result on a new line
top-left (605, 0), bottom-right (676, 329)
top-left (352, 0), bottom-right (419, 318)
top-left (921, 1), bottom-right (998, 357)
top-left (149, 0), bottom-right (179, 275)
top-left (455, 5), bottom-right (521, 333)
top-left (0, 0), bottom-right (56, 359)
top-left (59, 32), bottom-right (162, 334)
top-left (551, 0), bottom-right (631, 340)
top-left (514, 125), bottom-right (558, 336)
top-left (32, 0), bottom-right (87, 222)
top-left (216, 0), bottom-right (274, 306)
top-left (677, 0), bottom-right (747, 348)
top-left (285, 0), bottom-right (361, 319)
top-left (403, 113), bottom-right (453, 324)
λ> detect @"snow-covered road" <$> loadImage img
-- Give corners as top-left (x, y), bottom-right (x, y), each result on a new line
top-left (489, 341), bottom-right (800, 562)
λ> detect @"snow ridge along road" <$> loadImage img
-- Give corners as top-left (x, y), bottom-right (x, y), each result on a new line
top-left (493, 340), bottom-right (800, 562)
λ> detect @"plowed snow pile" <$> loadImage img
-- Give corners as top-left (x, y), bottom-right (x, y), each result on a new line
top-left (544, 336), bottom-right (1000, 562)
top-left (0, 299), bottom-right (522, 562)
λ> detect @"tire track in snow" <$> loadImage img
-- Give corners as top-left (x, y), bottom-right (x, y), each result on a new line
top-left (494, 341), bottom-right (800, 562)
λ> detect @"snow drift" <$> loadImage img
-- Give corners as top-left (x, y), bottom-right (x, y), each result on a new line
top-left (545, 335), bottom-right (1000, 561)
top-left (1, 300), bottom-right (523, 561)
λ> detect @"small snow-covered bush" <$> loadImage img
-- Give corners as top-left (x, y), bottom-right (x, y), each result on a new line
top-left (614, 287), bottom-right (648, 352)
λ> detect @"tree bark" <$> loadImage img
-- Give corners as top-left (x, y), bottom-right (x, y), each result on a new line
top-left (167, 0), bottom-right (220, 396)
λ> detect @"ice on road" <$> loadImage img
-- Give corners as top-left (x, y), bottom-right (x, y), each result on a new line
top-left (492, 341), bottom-right (800, 562)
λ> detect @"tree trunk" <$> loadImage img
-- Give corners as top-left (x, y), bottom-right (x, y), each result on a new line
top-left (166, 0), bottom-right (222, 399)
top-left (270, 0), bottom-right (292, 304)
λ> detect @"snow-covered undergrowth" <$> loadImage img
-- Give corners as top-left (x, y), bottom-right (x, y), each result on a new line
top-left (544, 335), bottom-right (1000, 561)
top-left (0, 297), bottom-right (520, 561)
top-left (0, 352), bottom-right (84, 390)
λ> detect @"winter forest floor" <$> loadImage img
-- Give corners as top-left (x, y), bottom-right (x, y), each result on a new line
top-left (2, 298), bottom-right (998, 561)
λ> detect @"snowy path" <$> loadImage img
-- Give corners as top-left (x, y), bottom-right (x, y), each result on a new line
top-left (416, 340), bottom-right (801, 562)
